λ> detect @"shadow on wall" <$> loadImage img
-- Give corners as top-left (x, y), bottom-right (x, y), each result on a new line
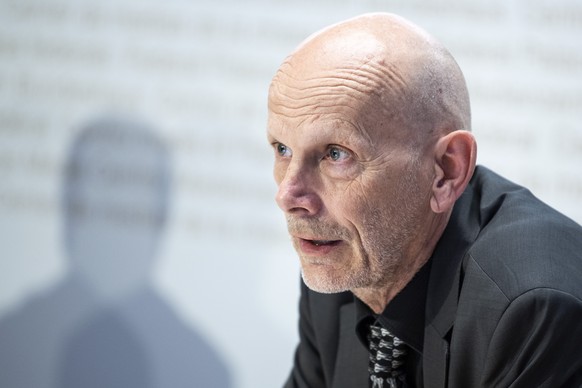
top-left (0, 116), bottom-right (232, 388)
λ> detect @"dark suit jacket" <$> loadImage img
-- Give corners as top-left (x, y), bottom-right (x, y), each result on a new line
top-left (284, 166), bottom-right (582, 388)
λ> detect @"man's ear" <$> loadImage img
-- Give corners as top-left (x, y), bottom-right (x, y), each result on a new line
top-left (430, 130), bottom-right (477, 213)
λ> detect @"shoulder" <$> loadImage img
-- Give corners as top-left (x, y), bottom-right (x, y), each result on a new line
top-left (466, 166), bottom-right (582, 300)
top-left (479, 287), bottom-right (582, 386)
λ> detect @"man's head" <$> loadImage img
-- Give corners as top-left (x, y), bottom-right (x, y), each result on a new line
top-left (267, 13), bottom-right (476, 307)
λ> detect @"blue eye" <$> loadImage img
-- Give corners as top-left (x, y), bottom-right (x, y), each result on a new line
top-left (327, 146), bottom-right (349, 161)
top-left (276, 143), bottom-right (292, 157)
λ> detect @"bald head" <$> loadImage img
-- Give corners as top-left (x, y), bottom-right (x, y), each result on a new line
top-left (269, 13), bottom-right (471, 150)
top-left (268, 13), bottom-right (477, 305)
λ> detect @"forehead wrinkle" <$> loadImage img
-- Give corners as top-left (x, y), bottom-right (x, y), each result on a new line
top-left (269, 81), bottom-right (363, 121)
top-left (270, 61), bottom-right (407, 116)
top-left (269, 101), bottom-right (374, 150)
top-left (269, 85), bottom-right (372, 146)
top-left (274, 54), bottom-right (407, 93)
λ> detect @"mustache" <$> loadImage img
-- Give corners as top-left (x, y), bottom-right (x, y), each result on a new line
top-left (286, 217), bottom-right (350, 240)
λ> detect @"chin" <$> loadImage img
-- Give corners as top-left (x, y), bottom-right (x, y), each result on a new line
top-left (301, 268), bottom-right (353, 294)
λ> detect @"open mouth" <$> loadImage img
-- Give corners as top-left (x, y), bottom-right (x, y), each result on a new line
top-left (299, 238), bottom-right (342, 255)
top-left (308, 240), bottom-right (341, 247)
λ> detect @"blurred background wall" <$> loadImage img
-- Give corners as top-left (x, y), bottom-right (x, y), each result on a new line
top-left (0, 0), bottom-right (580, 387)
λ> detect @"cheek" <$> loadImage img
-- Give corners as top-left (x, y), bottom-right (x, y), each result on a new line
top-left (328, 179), bottom-right (375, 227)
top-left (341, 174), bottom-right (397, 227)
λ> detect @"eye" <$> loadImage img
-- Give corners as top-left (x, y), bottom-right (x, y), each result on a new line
top-left (326, 146), bottom-right (350, 162)
top-left (275, 142), bottom-right (292, 157)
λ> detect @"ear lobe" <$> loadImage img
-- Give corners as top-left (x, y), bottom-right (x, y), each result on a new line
top-left (430, 130), bottom-right (477, 213)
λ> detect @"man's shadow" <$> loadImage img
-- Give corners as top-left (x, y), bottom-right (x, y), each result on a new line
top-left (0, 116), bottom-right (231, 388)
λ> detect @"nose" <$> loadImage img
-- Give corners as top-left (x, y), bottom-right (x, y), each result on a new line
top-left (275, 162), bottom-right (322, 216)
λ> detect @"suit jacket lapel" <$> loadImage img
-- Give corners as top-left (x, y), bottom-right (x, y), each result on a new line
top-left (423, 175), bottom-right (482, 388)
top-left (423, 247), bottom-right (460, 388)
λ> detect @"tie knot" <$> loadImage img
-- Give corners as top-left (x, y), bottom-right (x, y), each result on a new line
top-left (367, 322), bottom-right (408, 387)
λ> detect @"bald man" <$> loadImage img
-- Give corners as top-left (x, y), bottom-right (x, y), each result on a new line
top-left (267, 13), bottom-right (582, 388)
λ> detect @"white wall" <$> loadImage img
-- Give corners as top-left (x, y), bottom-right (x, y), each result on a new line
top-left (0, 1), bottom-right (580, 387)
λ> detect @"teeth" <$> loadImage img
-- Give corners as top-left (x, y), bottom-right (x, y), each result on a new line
top-left (312, 240), bottom-right (331, 246)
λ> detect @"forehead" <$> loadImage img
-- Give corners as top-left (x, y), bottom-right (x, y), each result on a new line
top-left (268, 75), bottom-right (407, 154)
top-left (267, 28), bottom-right (412, 143)
top-left (269, 31), bottom-right (399, 107)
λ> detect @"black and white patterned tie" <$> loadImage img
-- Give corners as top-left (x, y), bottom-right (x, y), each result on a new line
top-left (367, 322), bottom-right (408, 388)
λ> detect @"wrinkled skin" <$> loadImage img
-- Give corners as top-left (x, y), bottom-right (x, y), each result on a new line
top-left (268, 14), bottom-right (474, 312)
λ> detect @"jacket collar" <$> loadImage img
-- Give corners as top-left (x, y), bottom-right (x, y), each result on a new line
top-left (422, 167), bottom-right (484, 387)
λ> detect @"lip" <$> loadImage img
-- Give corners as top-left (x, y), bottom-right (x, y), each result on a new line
top-left (297, 237), bottom-right (343, 256)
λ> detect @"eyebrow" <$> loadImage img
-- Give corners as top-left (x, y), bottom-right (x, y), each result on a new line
top-left (266, 131), bottom-right (278, 144)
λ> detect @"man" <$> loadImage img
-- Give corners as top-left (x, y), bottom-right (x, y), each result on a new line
top-left (267, 13), bottom-right (582, 388)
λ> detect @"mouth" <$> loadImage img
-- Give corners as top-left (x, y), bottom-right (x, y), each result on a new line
top-left (307, 239), bottom-right (341, 246)
top-left (297, 238), bottom-right (343, 256)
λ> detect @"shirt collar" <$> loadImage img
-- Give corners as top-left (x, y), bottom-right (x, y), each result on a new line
top-left (354, 259), bottom-right (432, 354)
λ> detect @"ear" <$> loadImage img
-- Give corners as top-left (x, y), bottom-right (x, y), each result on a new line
top-left (430, 130), bottom-right (477, 213)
